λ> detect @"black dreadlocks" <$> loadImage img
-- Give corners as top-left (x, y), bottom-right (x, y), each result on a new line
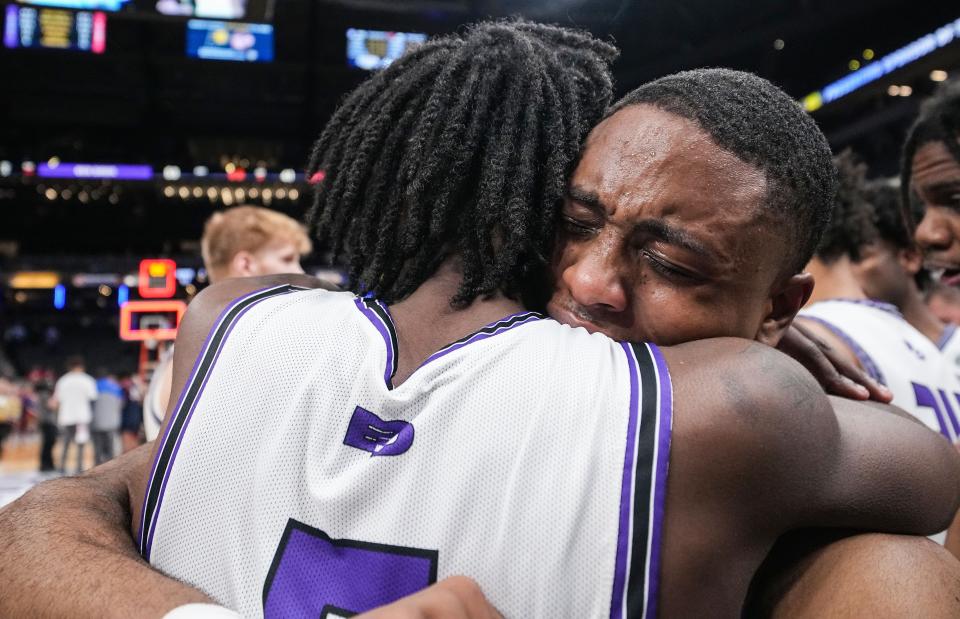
top-left (815, 150), bottom-right (877, 263)
top-left (900, 78), bottom-right (960, 229)
top-left (305, 20), bottom-right (618, 306)
top-left (609, 68), bottom-right (837, 274)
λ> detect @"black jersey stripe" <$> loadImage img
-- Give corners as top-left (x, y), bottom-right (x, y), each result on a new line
top-left (626, 342), bottom-right (663, 618)
top-left (138, 284), bottom-right (299, 559)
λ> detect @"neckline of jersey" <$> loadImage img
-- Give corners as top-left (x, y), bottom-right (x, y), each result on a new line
top-left (826, 297), bottom-right (903, 319)
top-left (354, 295), bottom-right (547, 390)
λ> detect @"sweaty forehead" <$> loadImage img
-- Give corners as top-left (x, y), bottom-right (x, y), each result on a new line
top-left (577, 104), bottom-right (768, 221)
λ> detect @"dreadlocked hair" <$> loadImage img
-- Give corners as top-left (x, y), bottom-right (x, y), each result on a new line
top-left (900, 78), bottom-right (960, 230)
top-left (305, 20), bottom-right (618, 306)
top-left (815, 150), bottom-right (877, 263)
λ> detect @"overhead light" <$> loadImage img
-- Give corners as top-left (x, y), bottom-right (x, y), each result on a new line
top-left (192, 186), bottom-right (203, 198)
top-left (45, 188), bottom-right (57, 200)
top-left (47, 156), bottom-right (60, 168)
top-left (163, 165), bottom-right (181, 181)
top-left (289, 188), bottom-right (299, 201)
top-left (163, 186), bottom-right (176, 198)
top-left (253, 166), bottom-right (267, 182)
top-left (900, 85), bottom-right (913, 96)
top-left (931, 70), bottom-right (949, 82)
top-left (249, 187), bottom-right (259, 199)
top-left (225, 162), bottom-right (236, 174)
top-left (279, 168), bottom-right (296, 184)
top-left (22, 161), bottom-right (36, 176)
top-left (848, 59), bottom-right (861, 71)
top-left (194, 166), bottom-right (209, 177)
top-left (862, 49), bottom-right (874, 60)
top-left (11, 271), bottom-right (60, 289)
top-left (207, 187), bottom-right (218, 201)
top-left (773, 38), bottom-right (785, 51)
top-left (276, 188), bottom-right (287, 200)
top-left (178, 186), bottom-right (190, 199)
top-left (0, 161), bottom-right (11, 177)
top-left (887, 85), bottom-right (901, 96)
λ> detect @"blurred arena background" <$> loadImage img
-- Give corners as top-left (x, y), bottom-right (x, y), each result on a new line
top-left (1, 0), bottom-right (959, 498)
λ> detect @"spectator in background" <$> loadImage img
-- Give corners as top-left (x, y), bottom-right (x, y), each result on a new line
top-left (0, 376), bottom-right (21, 460)
top-left (91, 370), bottom-right (123, 466)
top-left (119, 372), bottom-right (144, 453)
top-left (33, 378), bottom-right (58, 472)
top-left (53, 356), bottom-right (97, 475)
top-left (143, 206), bottom-right (312, 440)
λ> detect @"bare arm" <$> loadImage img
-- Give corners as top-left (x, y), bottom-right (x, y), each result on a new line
top-left (0, 275), bottom-right (335, 618)
top-left (0, 445), bottom-right (212, 618)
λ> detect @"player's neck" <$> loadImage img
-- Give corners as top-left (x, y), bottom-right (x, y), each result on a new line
top-left (805, 256), bottom-right (866, 306)
top-left (899, 285), bottom-right (946, 344)
top-left (387, 260), bottom-right (526, 386)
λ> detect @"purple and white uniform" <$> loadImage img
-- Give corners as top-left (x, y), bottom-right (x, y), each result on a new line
top-left (138, 285), bottom-right (673, 618)
top-left (801, 299), bottom-right (960, 443)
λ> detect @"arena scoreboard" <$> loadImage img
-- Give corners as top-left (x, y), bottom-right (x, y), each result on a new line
top-left (346, 29), bottom-right (427, 71)
top-left (186, 18), bottom-right (273, 62)
top-left (3, 4), bottom-right (106, 53)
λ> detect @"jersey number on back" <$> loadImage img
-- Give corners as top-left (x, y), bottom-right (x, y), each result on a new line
top-left (262, 519), bottom-right (438, 618)
top-left (912, 383), bottom-right (960, 442)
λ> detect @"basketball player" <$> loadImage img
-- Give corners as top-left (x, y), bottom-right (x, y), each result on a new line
top-left (142, 206), bottom-right (312, 441)
top-left (1, 24), bottom-right (959, 618)
top-left (798, 153), bottom-right (960, 441)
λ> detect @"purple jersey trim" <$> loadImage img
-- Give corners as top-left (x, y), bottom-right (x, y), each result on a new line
top-left (832, 297), bottom-right (903, 318)
top-left (610, 342), bottom-right (641, 619)
top-left (419, 312), bottom-right (543, 367)
top-left (938, 324), bottom-right (957, 351)
top-left (354, 298), bottom-right (396, 387)
top-left (139, 285), bottom-right (300, 559)
top-left (801, 315), bottom-right (886, 386)
top-left (644, 343), bottom-right (673, 619)
top-left (137, 286), bottom-right (273, 547)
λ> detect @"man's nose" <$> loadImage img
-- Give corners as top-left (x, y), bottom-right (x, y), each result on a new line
top-left (561, 243), bottom-right (628, 313)
top-left (915, 207), bottom-right (954, 252)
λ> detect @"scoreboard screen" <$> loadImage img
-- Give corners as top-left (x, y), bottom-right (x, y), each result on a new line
top-left (4, 5), bottom-right (106, 53)
top-left (186, 18), bottom-right (272, 62)
top-left (157, 0), bottom-right (247, 20)
top-left (17, 0), bottom-right (130, 10)
top-left (346, 29), bottom-right (427, 71)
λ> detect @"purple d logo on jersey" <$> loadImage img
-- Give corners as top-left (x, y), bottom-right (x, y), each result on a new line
top-left (343, 406), bottom-right (415, 456)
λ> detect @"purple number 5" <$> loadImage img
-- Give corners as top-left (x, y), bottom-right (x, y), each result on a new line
top-left (262, 519), bottom-right (438, 618)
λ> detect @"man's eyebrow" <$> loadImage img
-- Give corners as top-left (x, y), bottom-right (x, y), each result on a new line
top-left (634, 219), bottom-right (714, 258)
top-left (566, 186), bottom-right (605, 213)
top-left (924, 181), bottom-right (960, 198)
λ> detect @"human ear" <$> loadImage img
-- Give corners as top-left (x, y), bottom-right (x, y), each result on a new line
top-left (898, 247), bottom-right (923, 276)
top-left (755, 272), bottom-right (815, 346)
top-left (229, 251), bottom-right (257, 278)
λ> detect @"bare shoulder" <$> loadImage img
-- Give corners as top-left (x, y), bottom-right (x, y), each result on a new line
top-left (658, 338), bottom-right (838, 527)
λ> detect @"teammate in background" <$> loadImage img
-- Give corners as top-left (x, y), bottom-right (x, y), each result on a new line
top-left (52, 356), bottom-right (97, 475)
top-left (851, 179), bottom-right (960, 377)
top-left (799, 153), bottom-right (959, 442)
top-left (928, 284), bottom-right (960, 327)
top-left (142, 206), bottom-right (312, 440)
top-left (1, 26), bottom-right (959, 618)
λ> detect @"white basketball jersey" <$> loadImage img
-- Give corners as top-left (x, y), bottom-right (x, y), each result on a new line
top-left (801, 299), bottom-right (960, 442)
top-left (137, 285), bottom-right (673, 618)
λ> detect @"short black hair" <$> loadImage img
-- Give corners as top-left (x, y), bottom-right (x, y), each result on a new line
top-left (306, 20), bottom-right (618, 306)
top-left (900, 78), bottom-right (960, 227)
top-left (815, 150), bottom-right (877, 263)
top-left (608, 68), bottom-right (836, 274)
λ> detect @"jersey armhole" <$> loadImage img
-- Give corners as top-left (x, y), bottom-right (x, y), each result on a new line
top-left (610, 342), bottom-right (673, 619)
top-left (136, 284), bottom-right (302, 560)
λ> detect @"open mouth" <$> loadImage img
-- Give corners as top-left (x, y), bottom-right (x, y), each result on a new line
top-left (928, 265), bottom-right (960, 287)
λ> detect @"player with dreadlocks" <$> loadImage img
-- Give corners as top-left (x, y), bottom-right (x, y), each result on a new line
top-left (1, 20), bottom-right (959, 619)
top-left (306, 20), bottom-right (614, 308)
